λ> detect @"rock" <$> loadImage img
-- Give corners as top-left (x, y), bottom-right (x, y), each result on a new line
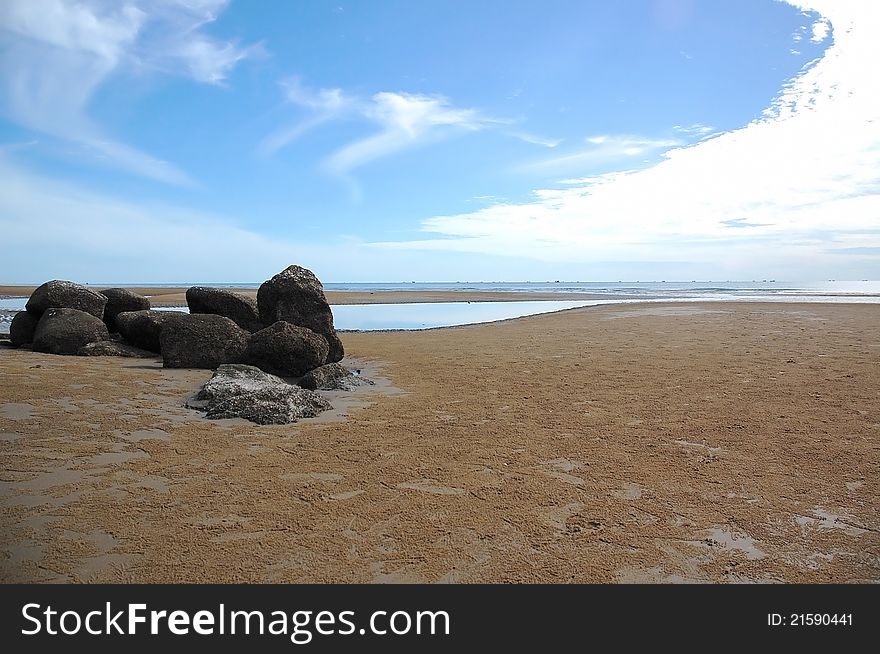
top-left (188, 364), bottom-right (331, 424)
top-left (245, 321), bottom-right (328, 377)
top-left (257, 265), bottom-right (344, 363)
top-left (185, 287), bottom-right (261, 332)
top-left (25, 280), bottom-right (107, 319)
top-left (116, 310), bottom-right (186, 353)
top-left (298, 362), bottom-right (374, 391)
top-left (77, 341), bottom-right (156, 358)
top-left (32, 308), bottom-right (110, 355)
top-left (10, 311), bottom-right (38, 346)
top-left (160, 313), bottom-right (249, 369)
top-left (100, 288), bottom-right (151, 333)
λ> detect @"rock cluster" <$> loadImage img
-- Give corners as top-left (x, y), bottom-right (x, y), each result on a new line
top-left (8, 266), bottom-right (362, 423)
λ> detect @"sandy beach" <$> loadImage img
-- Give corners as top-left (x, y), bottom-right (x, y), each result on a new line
top-left (0, 286), bottom-right (619, 307)
top-left (1, 300), bottom-right (878, 583)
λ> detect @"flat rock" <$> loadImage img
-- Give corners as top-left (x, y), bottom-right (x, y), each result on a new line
top-left (188, 364), bottom-right (331, 425)
top-left (32, 308), bottom-right (110, 355)
top-left (26, 280), bottom-right (107, 319)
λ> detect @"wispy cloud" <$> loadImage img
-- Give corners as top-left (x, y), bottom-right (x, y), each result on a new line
top-left (368, 0), bottom-right (880, 279)
top-left (507, 131), bottom-right (563, 148)
top-left (324, 91), bottom-right (500, 175)
top-left (518, 134), bottom-right (684, 175)
top-left (261, 78), bottom-right (556, 176)
top-left (673, 123), bottom-right (715, 138)
top-left (0, 0), bottom-right (261, 185)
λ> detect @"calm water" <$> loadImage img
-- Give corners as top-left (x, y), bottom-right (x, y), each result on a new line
top-left (24, 280), bottom-right (879, 296)
top-left (2, 281), bottom-right (879, 333)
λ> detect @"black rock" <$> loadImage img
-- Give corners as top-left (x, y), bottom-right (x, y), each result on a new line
top-left (186, 286), bottom-right (262, 332)
top-left (257, 265), bottom-right (344, 363)
top-left (298, 362), bottom-right (374, 391)
top-left (160, 313), bottom-right (249, 369)
top-left (245, 321), bottom-right (328, 378)
top-left (116, 310), bottom-right (186, 353)
top-left (77, 341), bottom-right (156, 358)
top-left (100, 288), bottom-right (151, 333)
top-left (26, 280), bottom-right (107, 319)
top-left (32, 308), bottom-right (110, 355)
top-left (187, 364), bottom-right (331, 425)
top-left (10, 311), bottom-right (38, 346)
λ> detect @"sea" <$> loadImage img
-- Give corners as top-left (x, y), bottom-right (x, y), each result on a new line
top-left (1, 280), bottom-right (878, 333)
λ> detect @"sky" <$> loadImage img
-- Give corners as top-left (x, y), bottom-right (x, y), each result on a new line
top-left (0, 0), bottom-right (878, 283)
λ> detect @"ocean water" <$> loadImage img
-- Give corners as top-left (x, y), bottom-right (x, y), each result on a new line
top-left (1, 281), bottom-right (878, 334)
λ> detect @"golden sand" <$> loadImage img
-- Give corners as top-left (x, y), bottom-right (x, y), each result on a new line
top-left (1, 301), bottom-right (878, 582)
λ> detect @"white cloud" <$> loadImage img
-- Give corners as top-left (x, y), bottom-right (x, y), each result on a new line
top-left (262, 78), bottom-right (552, 176)
top-left (507, 132), bottom-right (563, 148)
top-left (369, 1), bottom-right (880, 279)
top-left (324, 91), bottom-right (498, 175)
top-left (0, 0), bottom-right (260, 184)
top-left (673, 123), bottom-right (715, 137)
top-left (810, 17), bottom-right (830, 42)
top-left (519, 134), bottom-right (684, 175)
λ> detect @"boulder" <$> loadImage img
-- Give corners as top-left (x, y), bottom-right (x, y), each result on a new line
top-left (187, 364), bottom-right (331, 425)
top-left (25, 280), bottom-right (107, 319)
top-left (186, 286), bottom-right (261, 332)
top-left (100, 288), bottom-right (151, 333)
top-left (10, 311), bottom-right (38, 346)
top-left (77, 341), bottom-right (156, 358)
top-left (298, 362), bottom-right (374, 391)
top-left (256, 265), bottom-right (344, 363)
top-left (160, 313), bottom-right (249, 369)
top-left (32, 308), bottom-right (109, 355)
top-left (245, 321), bottom-right (328, 378)
top-left (116, 310), bottom-right (186, 353)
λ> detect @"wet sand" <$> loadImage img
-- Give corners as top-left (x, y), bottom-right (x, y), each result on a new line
top-left (1, 302), bottom-right (878, 583)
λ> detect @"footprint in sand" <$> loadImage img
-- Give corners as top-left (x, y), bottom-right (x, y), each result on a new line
top-left (396, 479), bottom-right (465, 495)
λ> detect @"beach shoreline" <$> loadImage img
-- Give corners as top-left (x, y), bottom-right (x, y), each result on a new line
top-left (0, 285), bottom-right (627, 306)
top-left (1, 300), bottom-right (878, 583)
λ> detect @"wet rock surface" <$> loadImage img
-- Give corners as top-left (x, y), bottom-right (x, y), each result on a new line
top-left (32, 308), bottom-right (110, 355)
top-left (26, 280), bottom-right (107, 319)
top-left (160, 314), bottom-right (249, 369)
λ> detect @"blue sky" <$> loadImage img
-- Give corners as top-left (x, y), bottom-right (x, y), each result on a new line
top-left (1, 0), bottom-right (878, 283)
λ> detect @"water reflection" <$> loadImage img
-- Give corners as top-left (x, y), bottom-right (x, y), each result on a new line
top-left (330, 300), bottom-right (609, 330)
